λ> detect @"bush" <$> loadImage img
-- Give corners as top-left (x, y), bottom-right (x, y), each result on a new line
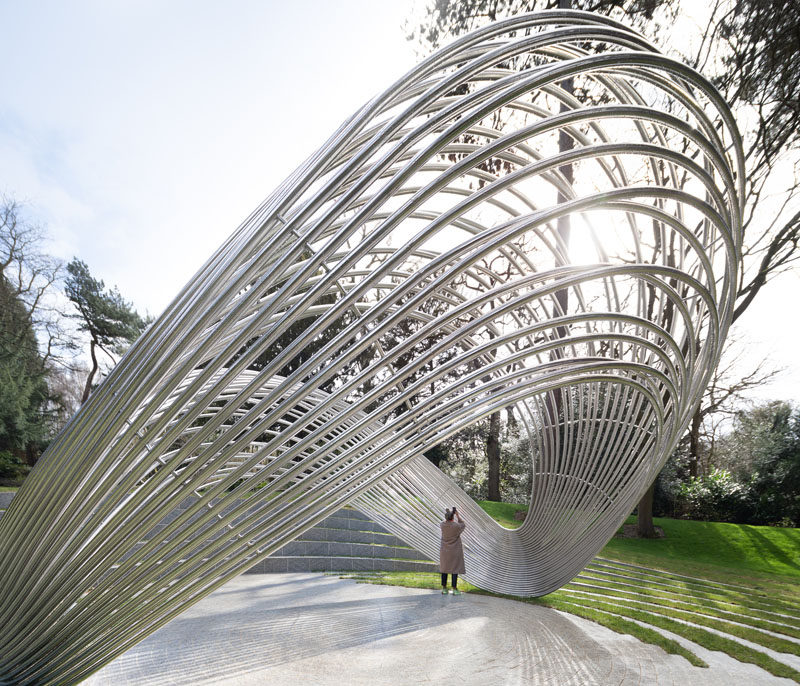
top-left (674, 468), bottom-right (754, 523)
top-left (715, 401), bottom-right (800, 526)
top-left (0, 450), bottom-right (30, 486)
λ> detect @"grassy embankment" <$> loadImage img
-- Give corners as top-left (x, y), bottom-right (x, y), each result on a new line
top-left (339, 501), bottom-right (800, 682)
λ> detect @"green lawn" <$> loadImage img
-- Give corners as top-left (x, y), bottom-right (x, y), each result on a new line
top-left (595, 516), bottom-right (800, 610)
top-left (475, 500), bottom-right (527, 528)
top-left (602, 516), bottom-right (800, 587)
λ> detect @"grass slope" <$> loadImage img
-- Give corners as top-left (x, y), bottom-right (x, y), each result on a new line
top-left (603, 516), bottom-right (800, 584)
top-left (479, 501), bottom-right (800, 592)
top-left (474, 500), bottom-right (527, 528)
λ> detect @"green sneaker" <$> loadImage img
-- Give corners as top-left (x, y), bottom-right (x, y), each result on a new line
top-left (441, 588), bottom-right (448, 594)
top-left (452, 588), bottom-right (461, 595)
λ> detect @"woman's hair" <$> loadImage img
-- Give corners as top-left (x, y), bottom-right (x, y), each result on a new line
top-left (445, 508), bottom-right (454, 521)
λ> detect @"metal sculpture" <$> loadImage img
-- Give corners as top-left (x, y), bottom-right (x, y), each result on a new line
top-left (0, 10), bottom-right (742, 684)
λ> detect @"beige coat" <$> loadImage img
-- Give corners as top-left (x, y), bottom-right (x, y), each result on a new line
top-left (439, 520), bottom-right (466, 574)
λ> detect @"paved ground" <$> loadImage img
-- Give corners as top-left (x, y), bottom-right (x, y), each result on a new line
top-left (84, 573), bottom-right (795, 685)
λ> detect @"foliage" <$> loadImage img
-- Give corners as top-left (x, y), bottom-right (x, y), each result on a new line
top-left (651, 401), bottom-right (800, 526)
top-left (407, 0), bottom-right (678, 52)
top-left (717, 401), bottom-right (800, 526)
top-left (407, 0), bottom-right (800, 531)
top-left (434, 416), bottom-right (531, 502)
top-left (715, 0), bottom-right (799, 161)
top-left (64, 258), bottom-right (148, 355)
top-left (422, 443), bottom-right (448, 468)
top-left (496, 432), bottom-right (533, 504)
top-left (0, 199), bottom-right (145, 455)
top-left (0, 450), bottom-right (31, 486)
top-left (0, 277), bottom-right (48, 457)
top-left (246, 289), bottom-right (352, 382)
top-left (437, 422), bottom-right (489, 499)
top-left (43, 362), bottom-right (87, 435)
top-left (0, 198), bottom-right (72, 459)
top-left (650, 447), bottom-right (688, 517)
top-left (674, 468), bottom-right (753, 523)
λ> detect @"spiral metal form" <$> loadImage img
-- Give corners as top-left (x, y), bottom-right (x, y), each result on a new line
top-left (0, 10), bottom-right (742, 685)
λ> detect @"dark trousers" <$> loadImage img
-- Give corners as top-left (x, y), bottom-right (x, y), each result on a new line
top-left (441, 573), bottom-right (458, 588)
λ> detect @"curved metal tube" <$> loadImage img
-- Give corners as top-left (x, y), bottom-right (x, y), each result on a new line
top-left (0, 10), bottom-right (742, 684)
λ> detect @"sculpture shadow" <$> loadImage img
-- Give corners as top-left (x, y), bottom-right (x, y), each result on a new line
top-left (86, 575), bottom-right (614, 685)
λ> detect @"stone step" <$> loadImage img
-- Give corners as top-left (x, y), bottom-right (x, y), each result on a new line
top-left (1, 489), bottom-right (433, 574)
top-left (279, 540), bottom-right (424, 560)
top-left (245, 556), bottom-right (437, 574)
top-left (317, 514), bottom-right (389, 534)
top-left (295, 526), bottom-right (409, 548)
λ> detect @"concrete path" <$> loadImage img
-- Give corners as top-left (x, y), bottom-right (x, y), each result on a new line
top-left (84, 573), bottom-right (795, 685)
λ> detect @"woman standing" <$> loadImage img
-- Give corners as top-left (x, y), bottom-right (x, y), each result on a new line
top-left (439, 506), bottom-right (466, 594)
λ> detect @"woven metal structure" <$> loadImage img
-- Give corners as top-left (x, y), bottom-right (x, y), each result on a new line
top-left (0, 10), bottom-right (742, 684)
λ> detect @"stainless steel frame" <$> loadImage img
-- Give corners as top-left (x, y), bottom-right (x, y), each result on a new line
top-left (0, 10), bottom-right (742, 684)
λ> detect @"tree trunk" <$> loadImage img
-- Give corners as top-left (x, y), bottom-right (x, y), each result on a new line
top-left (505, 405), bottom-right (518, 435)
top-left (81, 339), bottom-right (99, 405)
top-left (24, 444), bottom-right (37, 467)
top-left (688, 407), bottom-right (702, 477)
top-left (636, 482), bottom-right (657, 537)
top-left (487, 410), bottom-right (501, 501)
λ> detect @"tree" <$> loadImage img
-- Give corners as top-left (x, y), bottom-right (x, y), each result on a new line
top-left (0, 197), bottom-right (68, 462)
top-left (0, 197), bottom-right (69, 364)
top-left (45, 361), bottom-right (89, 434)
top-left (64, 259), bottom-right (149, 404)
top-left (674, 0), bottom-right (800, 461)
top-left (641, 0), bottom-right (800, 531)
top-left (684, 339), bottom-right (779, 478)
top-left (410, 0), bottom-right (680, 510)
top-left (409, 0), bottom-right (800, 533)
top-left (406, 0), bottom-right (677, 52)
top-left (0, 276), bottom-right (48, 460)
top-left (716, 400), bottom-right (800, 526)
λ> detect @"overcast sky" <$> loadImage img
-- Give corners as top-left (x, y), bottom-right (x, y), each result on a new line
top-left (1, 1), bottom-right (797, 405)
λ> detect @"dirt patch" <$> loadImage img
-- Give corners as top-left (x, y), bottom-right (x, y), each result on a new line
top-left (615, 523), bottom-right (665, 539)
top-left (513, 510), bottom-right (527, 521)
